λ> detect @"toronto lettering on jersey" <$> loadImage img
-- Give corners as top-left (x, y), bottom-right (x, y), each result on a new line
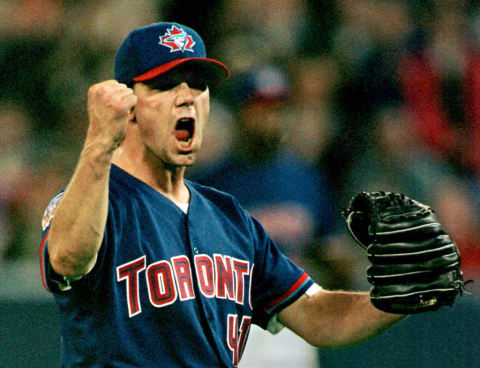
top-left (116, 253), bottom-right (252, 317)
top-left (116, 253), bottom-right (253, 365)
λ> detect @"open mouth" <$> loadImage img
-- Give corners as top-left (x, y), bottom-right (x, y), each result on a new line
top-left (175, 117), bottom-right (195, 146)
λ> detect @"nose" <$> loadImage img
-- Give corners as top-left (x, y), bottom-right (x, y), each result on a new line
top-left (176, 82), bottom-right (195, 107)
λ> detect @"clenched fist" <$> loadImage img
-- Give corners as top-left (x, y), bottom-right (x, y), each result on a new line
top-left (86, 80), bottom-right (137, 152)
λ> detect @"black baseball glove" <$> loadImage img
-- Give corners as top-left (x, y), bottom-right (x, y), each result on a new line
top-left (342, 191), bottom-right (469, 314)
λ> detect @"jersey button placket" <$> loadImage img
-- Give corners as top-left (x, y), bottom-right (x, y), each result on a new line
top-left (186, 220), bottom-right (213, 329)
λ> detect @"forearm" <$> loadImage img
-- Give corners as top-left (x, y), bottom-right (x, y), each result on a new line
top-left (48, 80), bottom-right (136, 277)
top-left (316, 290), bottom-right (405, 347)
top-left (279, 290), bottom-right (406, 348)
top-left (48, 140), bottom-right (114, 277)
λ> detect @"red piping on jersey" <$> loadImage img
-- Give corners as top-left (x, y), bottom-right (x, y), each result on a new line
top-left (39, 230), bottom-right (51, 292)
top-left (264, 272), bottom-right (309, 312)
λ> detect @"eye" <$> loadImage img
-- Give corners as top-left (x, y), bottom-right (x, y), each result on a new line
top-left (187, 79), bottom-right (208, 91)
top-left (149, 79), bottom-right (179, 91)
top-left (145, 71), bottom-right (208, 92)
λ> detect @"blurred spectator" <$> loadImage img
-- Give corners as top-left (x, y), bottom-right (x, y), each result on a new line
top-left (192, 65), bottom-right (335, 269)
top-left (323, 0), bottom-right (411, 200)
top-left (399, 1), bottom-right (480, 177)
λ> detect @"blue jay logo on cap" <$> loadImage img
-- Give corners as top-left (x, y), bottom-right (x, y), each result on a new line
top-left (159, 25), bottom-right (196, 53)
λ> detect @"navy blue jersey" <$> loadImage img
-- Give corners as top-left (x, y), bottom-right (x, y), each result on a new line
top-left (40, 164), bottom-right (313, 367)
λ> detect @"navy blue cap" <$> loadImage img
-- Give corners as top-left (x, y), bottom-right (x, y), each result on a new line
top-left (228, 65), bottom-right (289, 108)
top-left (114, 22), bottom-right (230, 85)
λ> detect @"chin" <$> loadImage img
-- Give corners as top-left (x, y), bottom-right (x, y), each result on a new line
top-left (173, 152), bottom-right (197, 167)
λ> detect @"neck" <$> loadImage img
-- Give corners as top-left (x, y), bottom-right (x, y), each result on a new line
top-left (112, 137), bottom-right (190, 205)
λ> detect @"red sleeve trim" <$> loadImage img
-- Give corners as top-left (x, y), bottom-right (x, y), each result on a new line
top-left (264, 272), bottom-right (310, 313)
top-left (39, 230), bottom-right (51, 292)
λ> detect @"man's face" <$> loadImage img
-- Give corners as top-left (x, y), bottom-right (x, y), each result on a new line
top-left (239, 102), bottom-right (284, 156)
top-left (132, 68), bottom-right (211, 167)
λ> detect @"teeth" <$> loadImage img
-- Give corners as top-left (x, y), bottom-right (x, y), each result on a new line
top-left (179, 138), bottom-right (192, 147)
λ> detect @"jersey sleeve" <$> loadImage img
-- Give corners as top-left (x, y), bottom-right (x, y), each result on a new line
top-left (248, 215), bottom-right (315, 330)
top-left (39, 190), bottom-right (75, 293)
top-left (39, 190), bottom-right (101, 293)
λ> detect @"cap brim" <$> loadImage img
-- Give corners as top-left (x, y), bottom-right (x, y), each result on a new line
top-left (133, 58), bottom-right (230, 83)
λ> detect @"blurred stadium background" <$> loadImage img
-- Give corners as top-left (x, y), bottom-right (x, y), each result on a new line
top-left (1, 0), bottom-right (479, 367)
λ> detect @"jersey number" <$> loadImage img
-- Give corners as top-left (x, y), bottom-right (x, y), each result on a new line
top-left (227, 314), bottom-right (251, 366)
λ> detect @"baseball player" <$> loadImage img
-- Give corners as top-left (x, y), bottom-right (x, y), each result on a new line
top-left (40, 22), bottom-right (404, 367)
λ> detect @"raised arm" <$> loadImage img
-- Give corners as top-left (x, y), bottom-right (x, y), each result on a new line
top-left (278, 289), bottom-right (405, 348)
top-left (48, 80), bottom-right (137, 278)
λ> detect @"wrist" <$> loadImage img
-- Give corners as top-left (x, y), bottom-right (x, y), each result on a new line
top-left (80, 141), bottom-right (115, 176)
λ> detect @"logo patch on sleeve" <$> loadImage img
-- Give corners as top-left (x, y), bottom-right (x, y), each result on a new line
top-left (42, 192), bottom-right (64, 231)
